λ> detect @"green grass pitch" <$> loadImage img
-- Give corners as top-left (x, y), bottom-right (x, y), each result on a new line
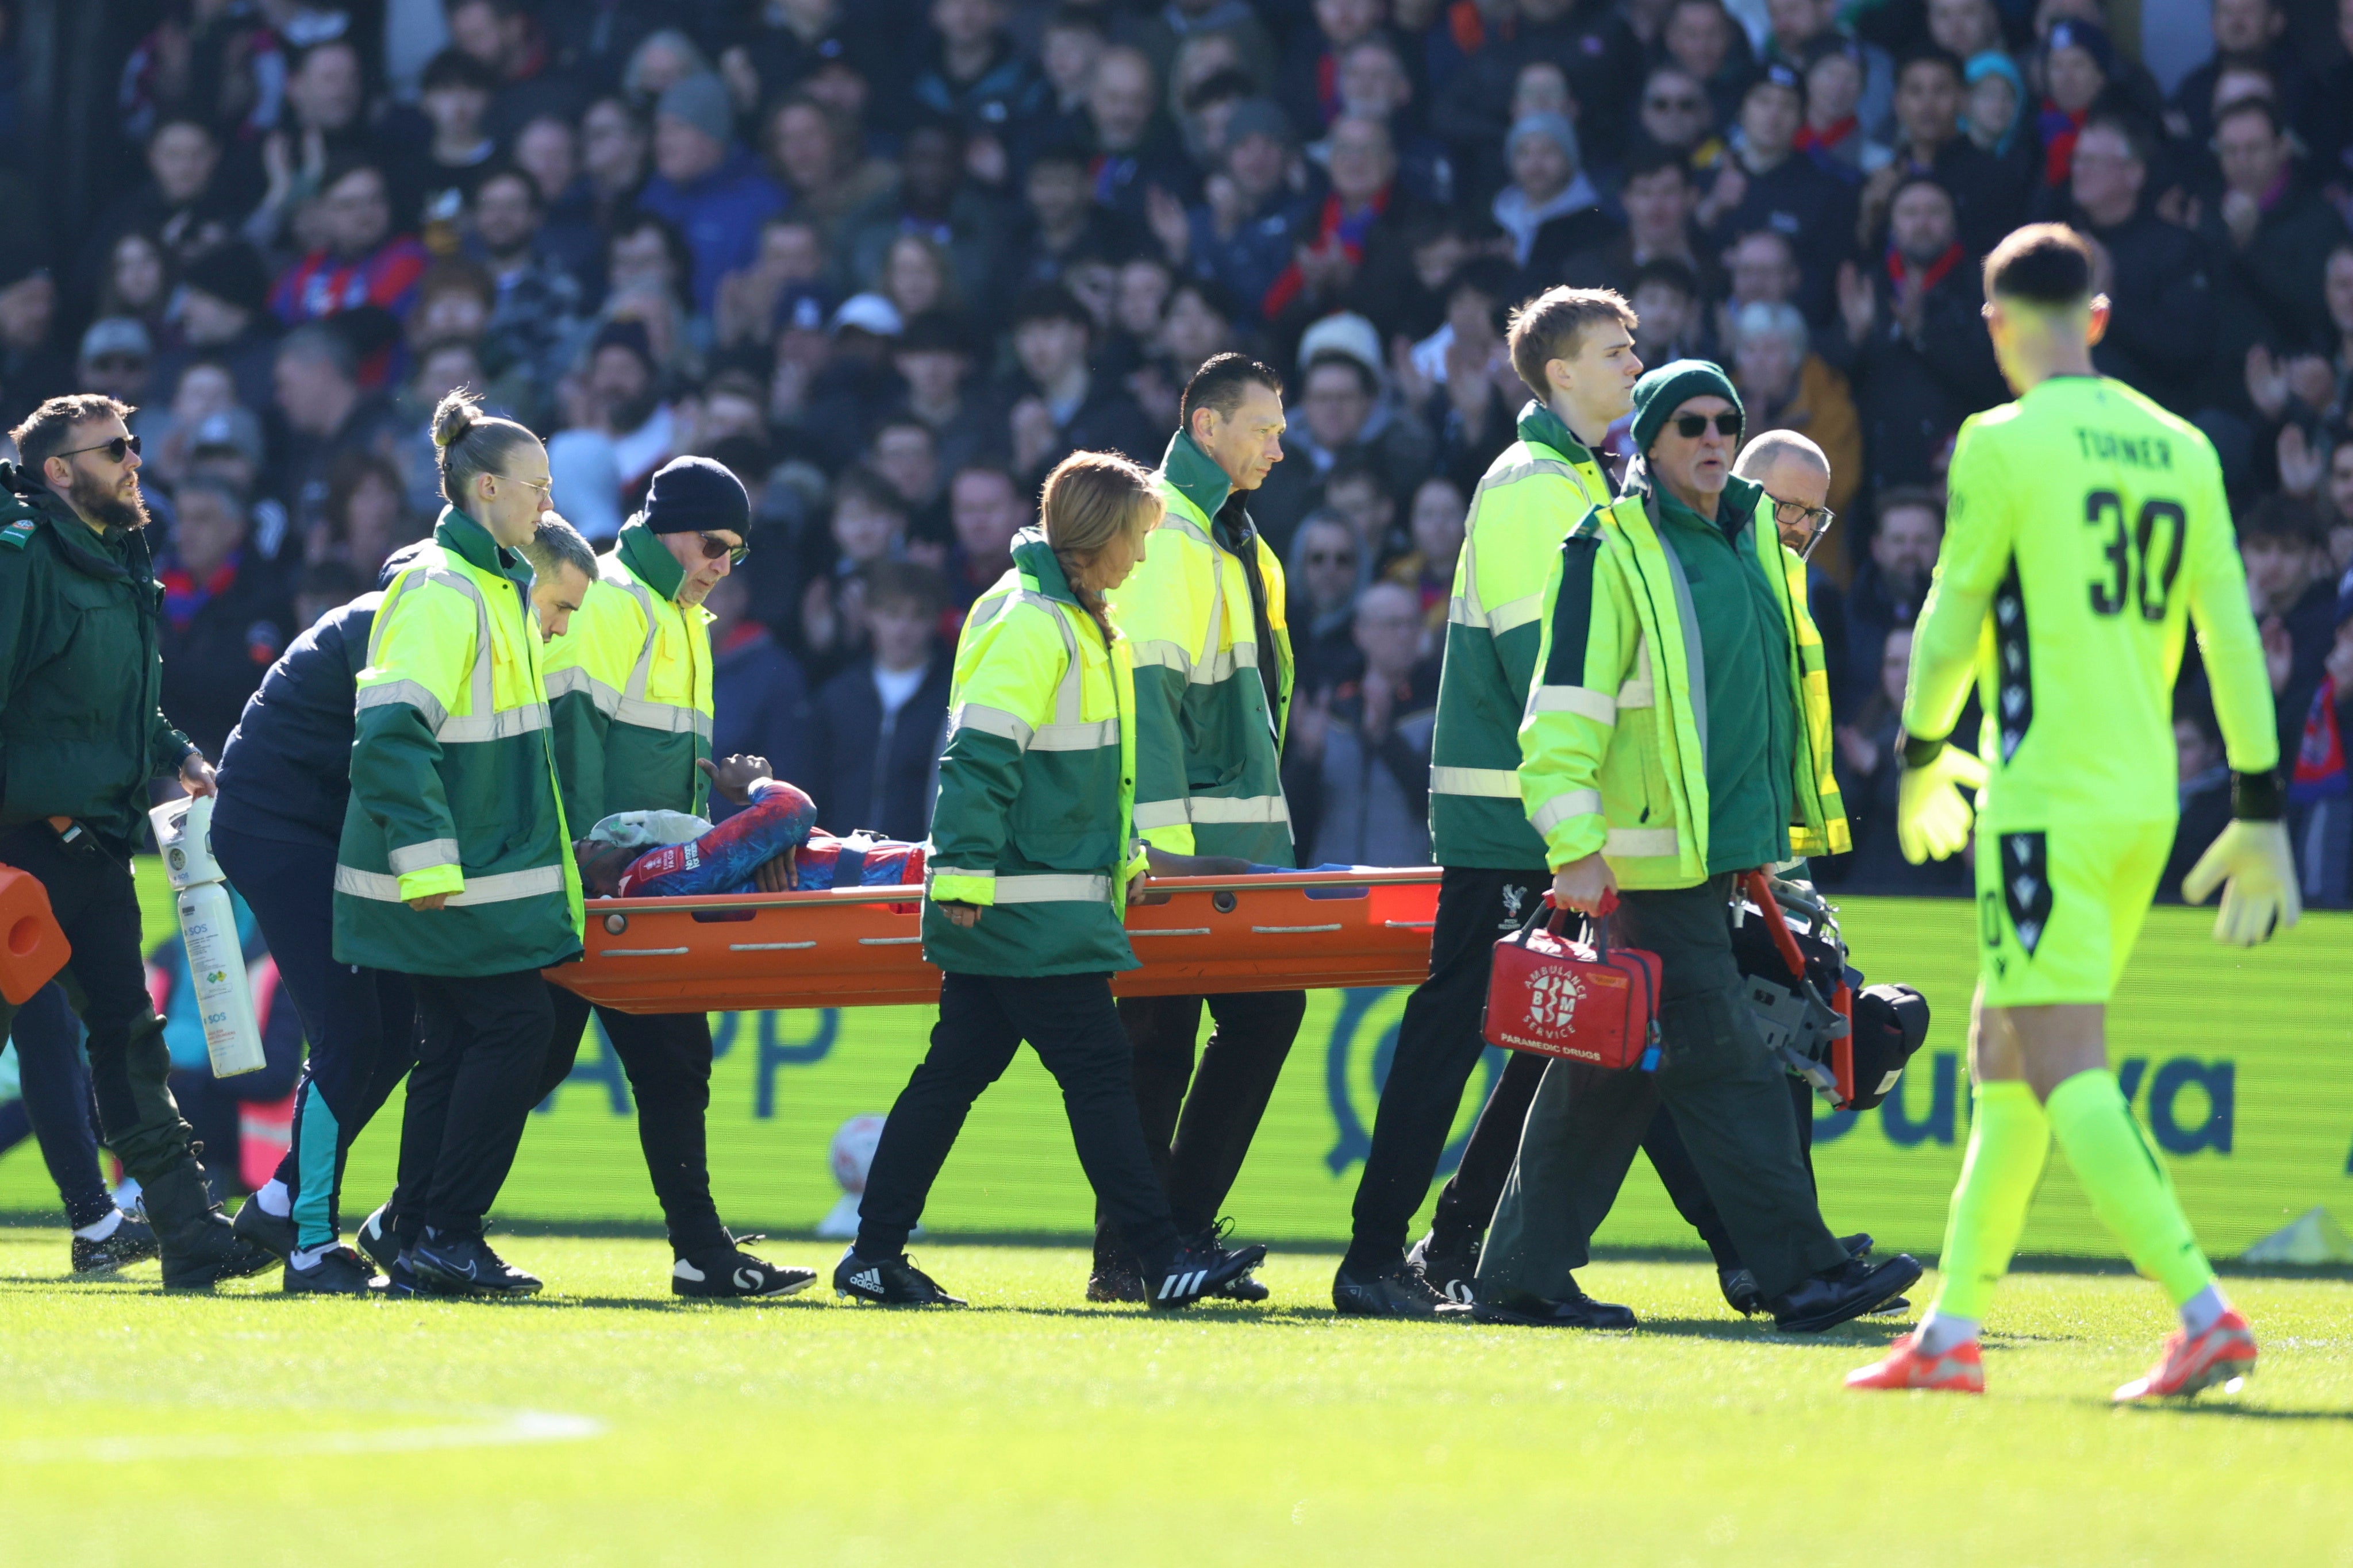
top-left (4, 1230), bottom-right (2351, 1566)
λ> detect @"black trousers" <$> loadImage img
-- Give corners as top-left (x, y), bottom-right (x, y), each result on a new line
top-left (213, 823), bottom-right (417, 1249)
top-left (2, 981), bottom-right (113, 1226)
top-left (1094, 986), bottom-right (1306, 1268)
top-left (859, 971), bottom-right (1182, 1266)
top-left (1347, 866), bottom-right (1550, 1266)
top-left (539, 987), bottom-right (728, 1258)
top-left (391, 969), bottom-right (552, 1243)
top-left (1477, 876), bottom-right (1848, 1303)
top-left (0, 823), bottom-right (195, 1184)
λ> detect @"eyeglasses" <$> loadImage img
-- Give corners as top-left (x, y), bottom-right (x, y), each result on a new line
top-left (1771, 495), bottom-right (1837, 560)
top-left (1304, 551), bottom-right (1358, 567)
top-left (499, 473), bottom-right (553, 503)
top-left (697, 532), bottom-right (749, 565)
top-left (57, 434), bottom-right (141, 464)
top-left (1673, 413), bottom-right (1742, 439)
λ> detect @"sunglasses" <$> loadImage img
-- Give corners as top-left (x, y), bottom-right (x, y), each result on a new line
top-left (58, 433), bottom-right (141, 463)
top-left (1647, 95), bottom-right (1705, 113)
top-left (1673, 413), bottom-right (1742, 440)
top-left (697, 531), bottom-right (749, 565)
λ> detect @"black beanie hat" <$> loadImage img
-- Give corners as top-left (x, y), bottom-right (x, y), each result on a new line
top-left (642, 455), bottom-right (751, 536)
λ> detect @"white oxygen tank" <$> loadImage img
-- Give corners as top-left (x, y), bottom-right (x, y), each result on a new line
top-left (148, 794), bottom-right (267, 1078)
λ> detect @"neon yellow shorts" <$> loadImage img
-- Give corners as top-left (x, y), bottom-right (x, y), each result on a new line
top-left (1974, 818), bottom-right (2172, 1007)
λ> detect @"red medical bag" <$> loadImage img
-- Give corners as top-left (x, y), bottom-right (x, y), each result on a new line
top-left (1483, 892), bottom-right (1663, 1070)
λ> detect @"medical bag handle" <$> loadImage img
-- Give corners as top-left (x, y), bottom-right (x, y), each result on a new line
top-left (1514, 889), bottom-right (1662, 1073)
top-left (1741, 869), bottom-right (1858, 1108)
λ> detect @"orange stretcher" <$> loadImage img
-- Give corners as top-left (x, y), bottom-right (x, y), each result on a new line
top-left (547, 869), bottom-right (1442, 1015)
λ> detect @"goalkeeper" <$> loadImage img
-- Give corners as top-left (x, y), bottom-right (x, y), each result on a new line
top-left (1848, 225), bottom-right (2297, 1403)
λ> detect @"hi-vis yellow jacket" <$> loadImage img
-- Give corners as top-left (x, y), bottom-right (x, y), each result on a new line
top-left (541, 521), bottom-right (714, 829)
top-left (1517, 472), bottom-right (1848, 888)
top-left (333, 507), bottom-right (583, 976)
top-left (1104, 430), bottom-right (1295, 865)
top-left (923, 532), bottom-right (1149, 977)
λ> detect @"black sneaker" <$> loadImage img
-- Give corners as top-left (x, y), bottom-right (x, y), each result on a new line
top-left (1406, 1231), bottom-right (1481, 1306)
top-left (1768, 1253), bottom-right (1923, 1334)
top-left (354, 1203), bottom-right (399, 1275)
top-left (70, 1213), bottom-right (160, 1275)
top-left (284, 1246), bottom-right (383, 1296)
top-left (1471, 1282), bottom-right (1639, 1330)
top-left (1147, 1229), bottom-right (1267, 1310)
top-left (1086, 1260), bottom-right (1147, 1303)
top-left (1720, 1266), bottom-right (1764, 1315)
top-left (673, 1234), bottom-right (818, 1300)
top-left (1214, 1272), bottom-right (1271, 1302)
top-left (1333, 1258), bottom-right (1466, 1319)
top-left (383, 1255), bottom-right (425, 1299)
top-left (407, 1229), bottom-right (543, 1298)
top-left (231, 1198), bottom-right (295, 1262)
top-left (834, 1248), bottom-right (966, 1307)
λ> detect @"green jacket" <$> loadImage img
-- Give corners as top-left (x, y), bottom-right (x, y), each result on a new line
top-left (1428, 402), bottom-right (1613, 869)
top-left (0, 472), bottom-right (195, 854)
top-left (543, 521), bottom-right (714, 829)
top-left (1518, 471), bottom-right (1850, 888)
top-left (1105, 430), bottom-right (1295, 864)
top-left (924, 533), bottom-right (1148, 977)
top-left (333, 507), bottom-right (584, 976)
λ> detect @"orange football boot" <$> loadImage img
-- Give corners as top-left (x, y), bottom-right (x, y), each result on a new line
top-left (2113, 1309), bottom-right (2257, 1403)
top-left (1845, 1332), bottom-right (1986, 1393)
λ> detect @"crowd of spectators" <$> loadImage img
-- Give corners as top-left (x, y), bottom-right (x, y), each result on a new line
top-left (11, 0), bottom-right (2353, 901)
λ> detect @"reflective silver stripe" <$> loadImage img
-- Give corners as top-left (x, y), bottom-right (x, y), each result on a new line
top-left (368, 560), bottom-right (505, 738)
top-left (436, 703), bottom-right (551, 743)
top-left (1486, 592), bottom-right (1544, 634)
top-left (1528, 788), bottom-right (1604, 835)
top-left (333, 864), bottom-right (566, 905)
top-left (1186, 793), bottom-right (1289, 825)
top-left (612, 694), bottom-right (711, 737)
top-left (543, 664), bottom-right (622, 715)
top-left (1456, 452), bottom-right (1597, 622)
top-left (993, 873), bottom-right (1111, 903)
top-left (1132, 799), bottom-right (1190, 830)
top-left (1617, 638), bottom-right (1655, 708)
top-left (387, 839), bottom-right (460, 876)
top-left (1529, 685), bottom-right (1615, 723)
top-left (1604, 827), bottom-right (1679, 857)
top-left (356, 679), bottom-right (449, 733)
top-left (1030, 718), bottom-right (1119, 751)
top-left (1156, 508), bottom-right (1213, 547)
top-left (1429, 765), bottom-right (1520, 798)
top-left (964, 590), bottom-right (1014, 631)
top-left (1446, 592), bottom-right (1479, 627)
top-left (1648, 500), bottom-right (1709, 766)
top-left (950, 703), bottom-right (1035, 749)
top-left (1132, 638), bottom-right (1193, 673)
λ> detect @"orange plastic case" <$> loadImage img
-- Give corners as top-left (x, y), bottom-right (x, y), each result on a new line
top-left (548, 869), bottom-right (1441, 1015)
top-left (0, 864), bottom-right (71, 1006)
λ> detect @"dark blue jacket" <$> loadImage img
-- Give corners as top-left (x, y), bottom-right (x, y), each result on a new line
top-left (212, 594), bottom-right (378, 849)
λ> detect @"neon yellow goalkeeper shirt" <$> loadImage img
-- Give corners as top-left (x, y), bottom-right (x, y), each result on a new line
top-left (1901, 374), bottom-right (2278, 827)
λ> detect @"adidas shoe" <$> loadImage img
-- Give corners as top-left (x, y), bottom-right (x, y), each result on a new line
top-left (354, 1203), bottom-right (399, 1275)
top-left (231, 1197), bottom-right (295, 1262)
top-left (1406, 1231), bottom-right (1480, 1305)
top-left (674, 1235), bottom-right (818, 1300)
top-left (2113, 1309), bottom-right (2257, 1403)
top-left (1844, 1332), bottom-right (1985, 1393)
top-left (833, 1248), bottom-right (965, 1307)
top-left (1147, 1230), bottom-right (1267, 1311)
top-left (70, 1212), bottom-right (160, 1275)
top-left (407, 1229), bottom-right (543, 1298)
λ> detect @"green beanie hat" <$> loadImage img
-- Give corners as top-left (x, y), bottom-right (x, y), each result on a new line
top-left (1630, 359), bottom-right (1743, 456)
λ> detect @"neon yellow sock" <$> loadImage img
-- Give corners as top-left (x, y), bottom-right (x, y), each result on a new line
top-left (2045, 1068), bottom-right (2216, 1305)
top-left (1929, 1080), bottom-right (2050, 1322)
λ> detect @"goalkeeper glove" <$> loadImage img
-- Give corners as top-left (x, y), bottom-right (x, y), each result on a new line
top-left (1895, 735), bottom-right (1986, 865)
top-left (2181, 773), bottom-right (2301, 946)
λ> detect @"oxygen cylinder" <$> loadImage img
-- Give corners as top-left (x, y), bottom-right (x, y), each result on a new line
top-left (148, 795), bottom-right (267, 1078)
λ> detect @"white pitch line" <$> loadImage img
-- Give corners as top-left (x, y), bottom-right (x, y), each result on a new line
top-left (1, 1409), bottom-right (605, 1463)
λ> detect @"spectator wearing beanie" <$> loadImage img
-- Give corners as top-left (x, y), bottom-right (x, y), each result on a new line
top-left (638, 74), bottom-right (789, 314)
top-left (157, 244), bottom-right (282, 416)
